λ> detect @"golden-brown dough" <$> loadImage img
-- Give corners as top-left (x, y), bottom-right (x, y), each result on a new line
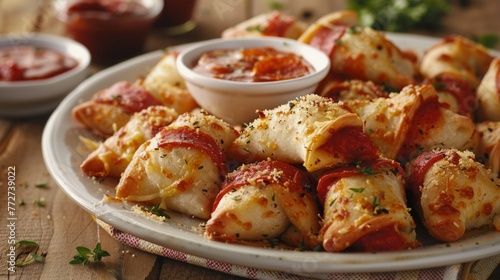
top-left (318, 158), bottom-right (418, 252)
top-left (73, 52), bottom-right (197, 137)
top-left (406, 149), bottom-right (500, 242)
top-left (115, 111), bottom-right (238, 219)
top-left (72, 81), bottom-right (161, 137)
top-left (73, 101), bottom-right (132, 138)
top-left (300, 12), bottom-right (418, 90)
top-left (229, 94), bottom-right (379, 172)
top-left (139, 52), bottom-right (198, 114)
top-left (397, 87), bottom-right (475, 163)
top-left (80, 106), bottom-right (178, 178)
top-left (419, 36), bottom-right (493, 89)
top-left (318, 79), bottom-right (389, 102)
top-left (221, 11), bottom-right (307, 39)
top-left (298, 10), bottom-right (359, 43)
top-left (344, 85), bottom-right (431, 160)
top-left (205, 160), bottom-right (321, 249)
top-left (477, 59), bottom-right (500, 121)
top-left (469, 121), bottom-right (500, 176)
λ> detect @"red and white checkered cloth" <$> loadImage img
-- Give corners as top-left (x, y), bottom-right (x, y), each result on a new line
top-left (96, 219), bottom-right (499, 279)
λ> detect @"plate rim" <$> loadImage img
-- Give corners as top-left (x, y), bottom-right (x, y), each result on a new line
top-left (42, 33), bottom-right (500, 275)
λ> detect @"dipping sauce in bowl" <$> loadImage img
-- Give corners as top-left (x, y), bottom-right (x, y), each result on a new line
top-left (177, 37), bottom-right (330, 124)
top-left (192, 47), bottom-right (314, 82)
top-left (56, 0), bottom-right (163, 61)
top-left (0, 45), bottom-right (78, 81)
top-left (0, 33), bottom-right (90, 117)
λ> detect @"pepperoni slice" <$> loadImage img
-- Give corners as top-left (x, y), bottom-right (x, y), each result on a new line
top-left (406, 150), bottom-right (446, 200)
top-left (350, 225), bottom-right (410, 252)
top-left (213, 160), bottom-right (309, 210)
top-left (431, 74), bottom-right (476, 116)
top-left (317, 159), bottom-right (404, 205)
top-left (157, 126), bottom-right (227, 175)
top-left (309, 24), bottom-right (347, 57)
top-left (93, 81), bottom-right (162, 113)
top-left (262, 12), bottom-right (294, 37)
top-left (397, 96), bottom-right (444, 162)
top-left (319, 126), bottom-right (379, 163)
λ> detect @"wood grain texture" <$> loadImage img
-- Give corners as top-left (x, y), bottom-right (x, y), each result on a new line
top-left (0, 118), bottom-right (244, 279)
top-left (1, 1), bottom-right (499, 279)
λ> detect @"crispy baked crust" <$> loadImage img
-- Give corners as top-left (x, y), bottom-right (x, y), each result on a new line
top-left (318, 159), bottom-right (418, 252)
top-left (80, 106), bottom-right (178, 178)
top-left (229, 94), bottom-right (379, 172)
top-left (406, 149), bottom-right (500, 242)
top-left (205, 160), bottom-right (321, 248)
top-left (221, 11), bottom-right (307, 39)
top-left (419, 36), bottom-right (493, 89)
top-left (115, 111), bottom-right (238, 219)
top-left (300, 11), bottom-right (418, 90)
top-left (477, 59), bottom-right (500, 121)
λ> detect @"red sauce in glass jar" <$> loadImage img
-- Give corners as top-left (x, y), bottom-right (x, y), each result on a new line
top-left (63, 0), bottom-right (155, 61)
top-left (192, 47), bottom-right (314, 82)
top-left (0, 45), bottom-right (78, 81)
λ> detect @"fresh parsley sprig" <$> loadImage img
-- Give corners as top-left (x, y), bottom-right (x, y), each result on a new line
top-left (14, 240), bottom-right (45, 267)
top-left (149, 204), bottom-right (170, 219)
top-left (69, 243), bottom-right (110, 266)
top-left (16, 253), bottom-right (44, 267)
top-left (347, 0), bottom-right (450, 32)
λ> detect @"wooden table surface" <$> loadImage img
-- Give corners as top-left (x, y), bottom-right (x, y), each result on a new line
top-left (1, 1), bottom-right (500, 279)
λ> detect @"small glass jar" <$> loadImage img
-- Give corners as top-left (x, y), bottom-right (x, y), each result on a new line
top-left (55, 0), bottom-right (163, 62)
top-left (153, 0), bottom-right (197, 35)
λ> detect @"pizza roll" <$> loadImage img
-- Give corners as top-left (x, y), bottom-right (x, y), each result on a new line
top-left (406, 149), bottom-right (500, 242)
top-left (229, 94), bottom-right (380, 172)
top-left (300, 13), bottom-right (418, 90)
top-left (420, 36), bottom-right (493, 89)
top-left (80, 106), bottom-right (178, 178)
top-left (476, 58), bottom-right (500, 121)
top-left (469, 121), bottom-right (500, 176)
top-left (115, 111), bottom-right (239, 219)
top-left (419, 36), bottom-right (492, 117)
top-left (298, 10), bottom-right (359, 44)
top-left (318, 79), bottom-right (389, 102)
top-left (139, 51), bottom-right (198, 114)
top-left (398, 89), bottom-right (475, 163)
top-left (72, 81), bottom-right (162, 137)
top-left (344, 85), bottom-right (432, 160)
top-left (221, 11), bottom-right (307, 39)
top-left (205, 160), bottom-right (321, 249)
top-left (317, 158), bottom-right (419, 252)
top-left (421, 75), bottom-right (476, 117)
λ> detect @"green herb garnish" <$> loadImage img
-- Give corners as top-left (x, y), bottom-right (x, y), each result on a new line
top-left (347, 0), bottom-right (450, 32)
top-left (150, 204), bottom-right (170, 219)
top-left (69, 243), bottom-right (110, 266)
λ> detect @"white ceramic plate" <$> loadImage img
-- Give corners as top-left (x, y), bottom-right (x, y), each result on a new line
top-left (42, 34), bottom-right (500, 275)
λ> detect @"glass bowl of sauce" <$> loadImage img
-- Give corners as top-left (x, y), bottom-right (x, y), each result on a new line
top-left (55, 0), bottom-right (163, 62)
top-left (176, 37), bottom-right (330, 125)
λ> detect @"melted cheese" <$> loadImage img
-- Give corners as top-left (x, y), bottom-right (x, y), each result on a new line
top-left (115, 111), bottom-right (239, 219)
top-left (81, 106), bottom-right (178, 178)
top-left (229, 94), bottom-right (366, 171)
top-left (477, 59), bottom-right (500, 121)
top-left (321, 167), bottom-right (417, 252)
top-left (410, 149), bottom-right (500, 242)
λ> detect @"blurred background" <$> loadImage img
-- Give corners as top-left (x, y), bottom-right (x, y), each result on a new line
top-left (1, 0), bottom-right (499, 53)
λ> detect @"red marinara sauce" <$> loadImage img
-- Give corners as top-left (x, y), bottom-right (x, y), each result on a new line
top-left (63, 0), bottom-right (152, 60)
top-left (192, 47), bottom-right (314, 82)
top-left (0, 45), bottom-right (77, 81)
